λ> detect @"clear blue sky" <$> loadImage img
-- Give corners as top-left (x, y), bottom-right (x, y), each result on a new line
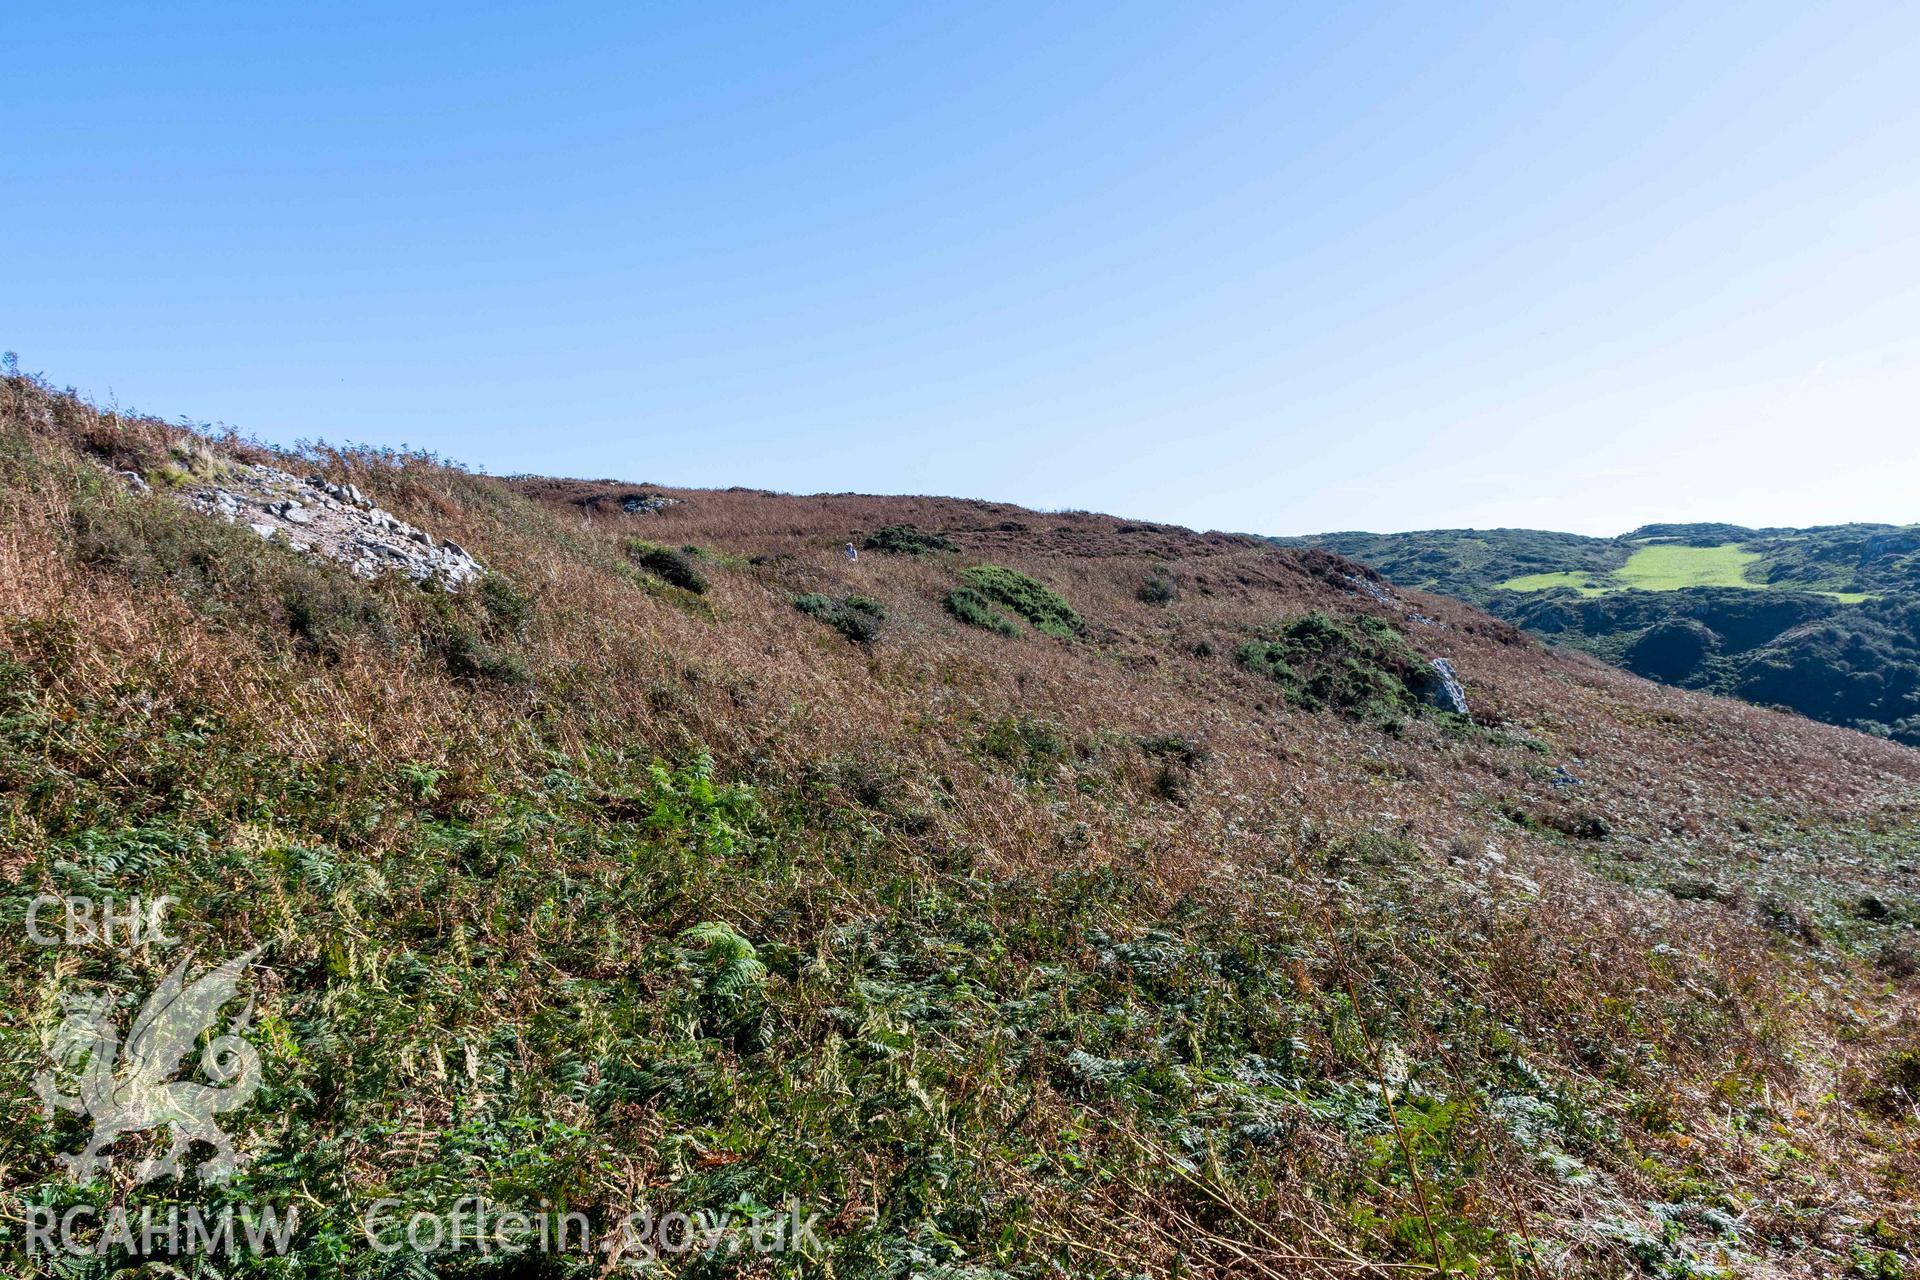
top-left (6, 2), bottom-right (1918, 536)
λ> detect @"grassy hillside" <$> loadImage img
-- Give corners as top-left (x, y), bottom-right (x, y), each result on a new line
top-left (1283, 526), bottom-right (1920, 744)
top-left (3, 375), bottom-right (1918, 1277)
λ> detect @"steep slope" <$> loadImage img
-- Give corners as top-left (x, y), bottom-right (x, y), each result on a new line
top-left (1282, 525), bottom-right (1920, 744)
top-left (3, 375), bottom-right (1917, 1278)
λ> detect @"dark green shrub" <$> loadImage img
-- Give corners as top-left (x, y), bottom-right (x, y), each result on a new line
top-left (1137, 574), bottom-right (1177, 605)
top-left (614, 560), bottom-right (715, 617)
top-left (961, 564), bottom-right (1081, 638)
top-left (1861, 1048), bottom-right (1920, 1117)
top-left (1760, 897), bottom-right (1823, 945)
top-left (1235, 611), bottom-right (1433, 725)
top-left (1140, 734), bottom-right (1204, 803)
top-left (441, 626), bottom-right (532, 685)
top-left (863, 524), bottom-right (957, 555)
top-left (280, 570), bottom-right (389, 655)
top-left (624, 539), bottom-right (708, 594)
top-left (1542, 810), bottom-right (1612, 841)
top-left (1877, 939), bottom-right (1918, 978)
top-left (793, 592), bottom-right (886, 645)
top-left (1138, 733), bottom-right (1206, 768)
top-left (478, 572), bottom-right (535, 638)
top-left (945, 586), bottom-right (1019, 636)
top-left (1666, 877), bottom-right (1737, 904)
top-left (69, 485), bottom-right (388, 657)
top-left (810, 751), bottom-right (908, 812)
top-left (980, 713), bottom-right (1070, 782)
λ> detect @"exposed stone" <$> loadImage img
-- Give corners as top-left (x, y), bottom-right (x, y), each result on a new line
top-left (1346, 572), bottom-right (1447, 629)
top-left (144, 458), bottom-right (483, 588)
top-left (1343, 573), bottom-right (1396, 606)
top-left (1427, 657), bottom-right (1470, 716)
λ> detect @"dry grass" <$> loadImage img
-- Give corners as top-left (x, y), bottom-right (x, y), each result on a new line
top-left (3, 374), bottom-right (1918, 1276)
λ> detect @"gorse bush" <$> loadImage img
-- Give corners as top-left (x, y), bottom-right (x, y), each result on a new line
top-left (960, 564), bottom-right (1082, 638)
top-left (624, 539), bottom-right (709, 593)
top-left (282, 572), bottom-right (391, 656)
top-left (793, 592), bottom-right (886, 644)
top-left (1137, 573), bottom-right (1177, 605)
top-left (1236, 611), bottom-right (1434, 726)
top-left (943, 585), bottom-right (1019, 635)
top-left (1138, 732), bottom-right (1205, 768)
top-left (979, 712), bottom-right (1072, 783)
top-left (477, 571), bottom-right (535, 639)
top-left (1138, 733), bottom-right (1206, 803)
top-left (862, 523), bottom-right (957, 555)
top-left (439, 624), bottom-right (532, 685)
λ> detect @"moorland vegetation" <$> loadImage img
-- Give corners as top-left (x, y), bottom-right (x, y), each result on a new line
top-left (2, 370), bottom-right (1917, 1277)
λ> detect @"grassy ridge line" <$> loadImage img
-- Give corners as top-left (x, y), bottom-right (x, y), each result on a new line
top-left (1, 373), bottom-right (1917, 1276)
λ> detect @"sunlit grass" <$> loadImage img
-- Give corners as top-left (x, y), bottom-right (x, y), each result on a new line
top-left (1498, 570), bottom-right (1611, 595)
top-left (1500, 544), bottom-right (1762, 594)
top-left (1612, 543), bottom-right (1761, 590)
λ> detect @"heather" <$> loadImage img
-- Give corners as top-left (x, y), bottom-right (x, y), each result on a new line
top-left (2, 374), bottom-right (1917, 1277)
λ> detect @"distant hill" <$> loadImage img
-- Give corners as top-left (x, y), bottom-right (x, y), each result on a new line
top-left (1278, 523), bottom-right (1920, 743)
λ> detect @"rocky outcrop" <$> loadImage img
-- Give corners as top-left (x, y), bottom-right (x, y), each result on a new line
top-left (1427, 657), bottom-right (1470, 716)
top-left (1343, 573), bottom-right (1396, 606)
top-left (1345, 572), bottom-right (1444, 628)
top-left (162, 462), bottom-right (482, 588)
top-left (505, 478), bottom-right (682, 517)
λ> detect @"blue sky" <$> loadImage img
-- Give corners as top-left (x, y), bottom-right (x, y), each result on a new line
top-left (6, 2), bottom-right (1918, 535)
